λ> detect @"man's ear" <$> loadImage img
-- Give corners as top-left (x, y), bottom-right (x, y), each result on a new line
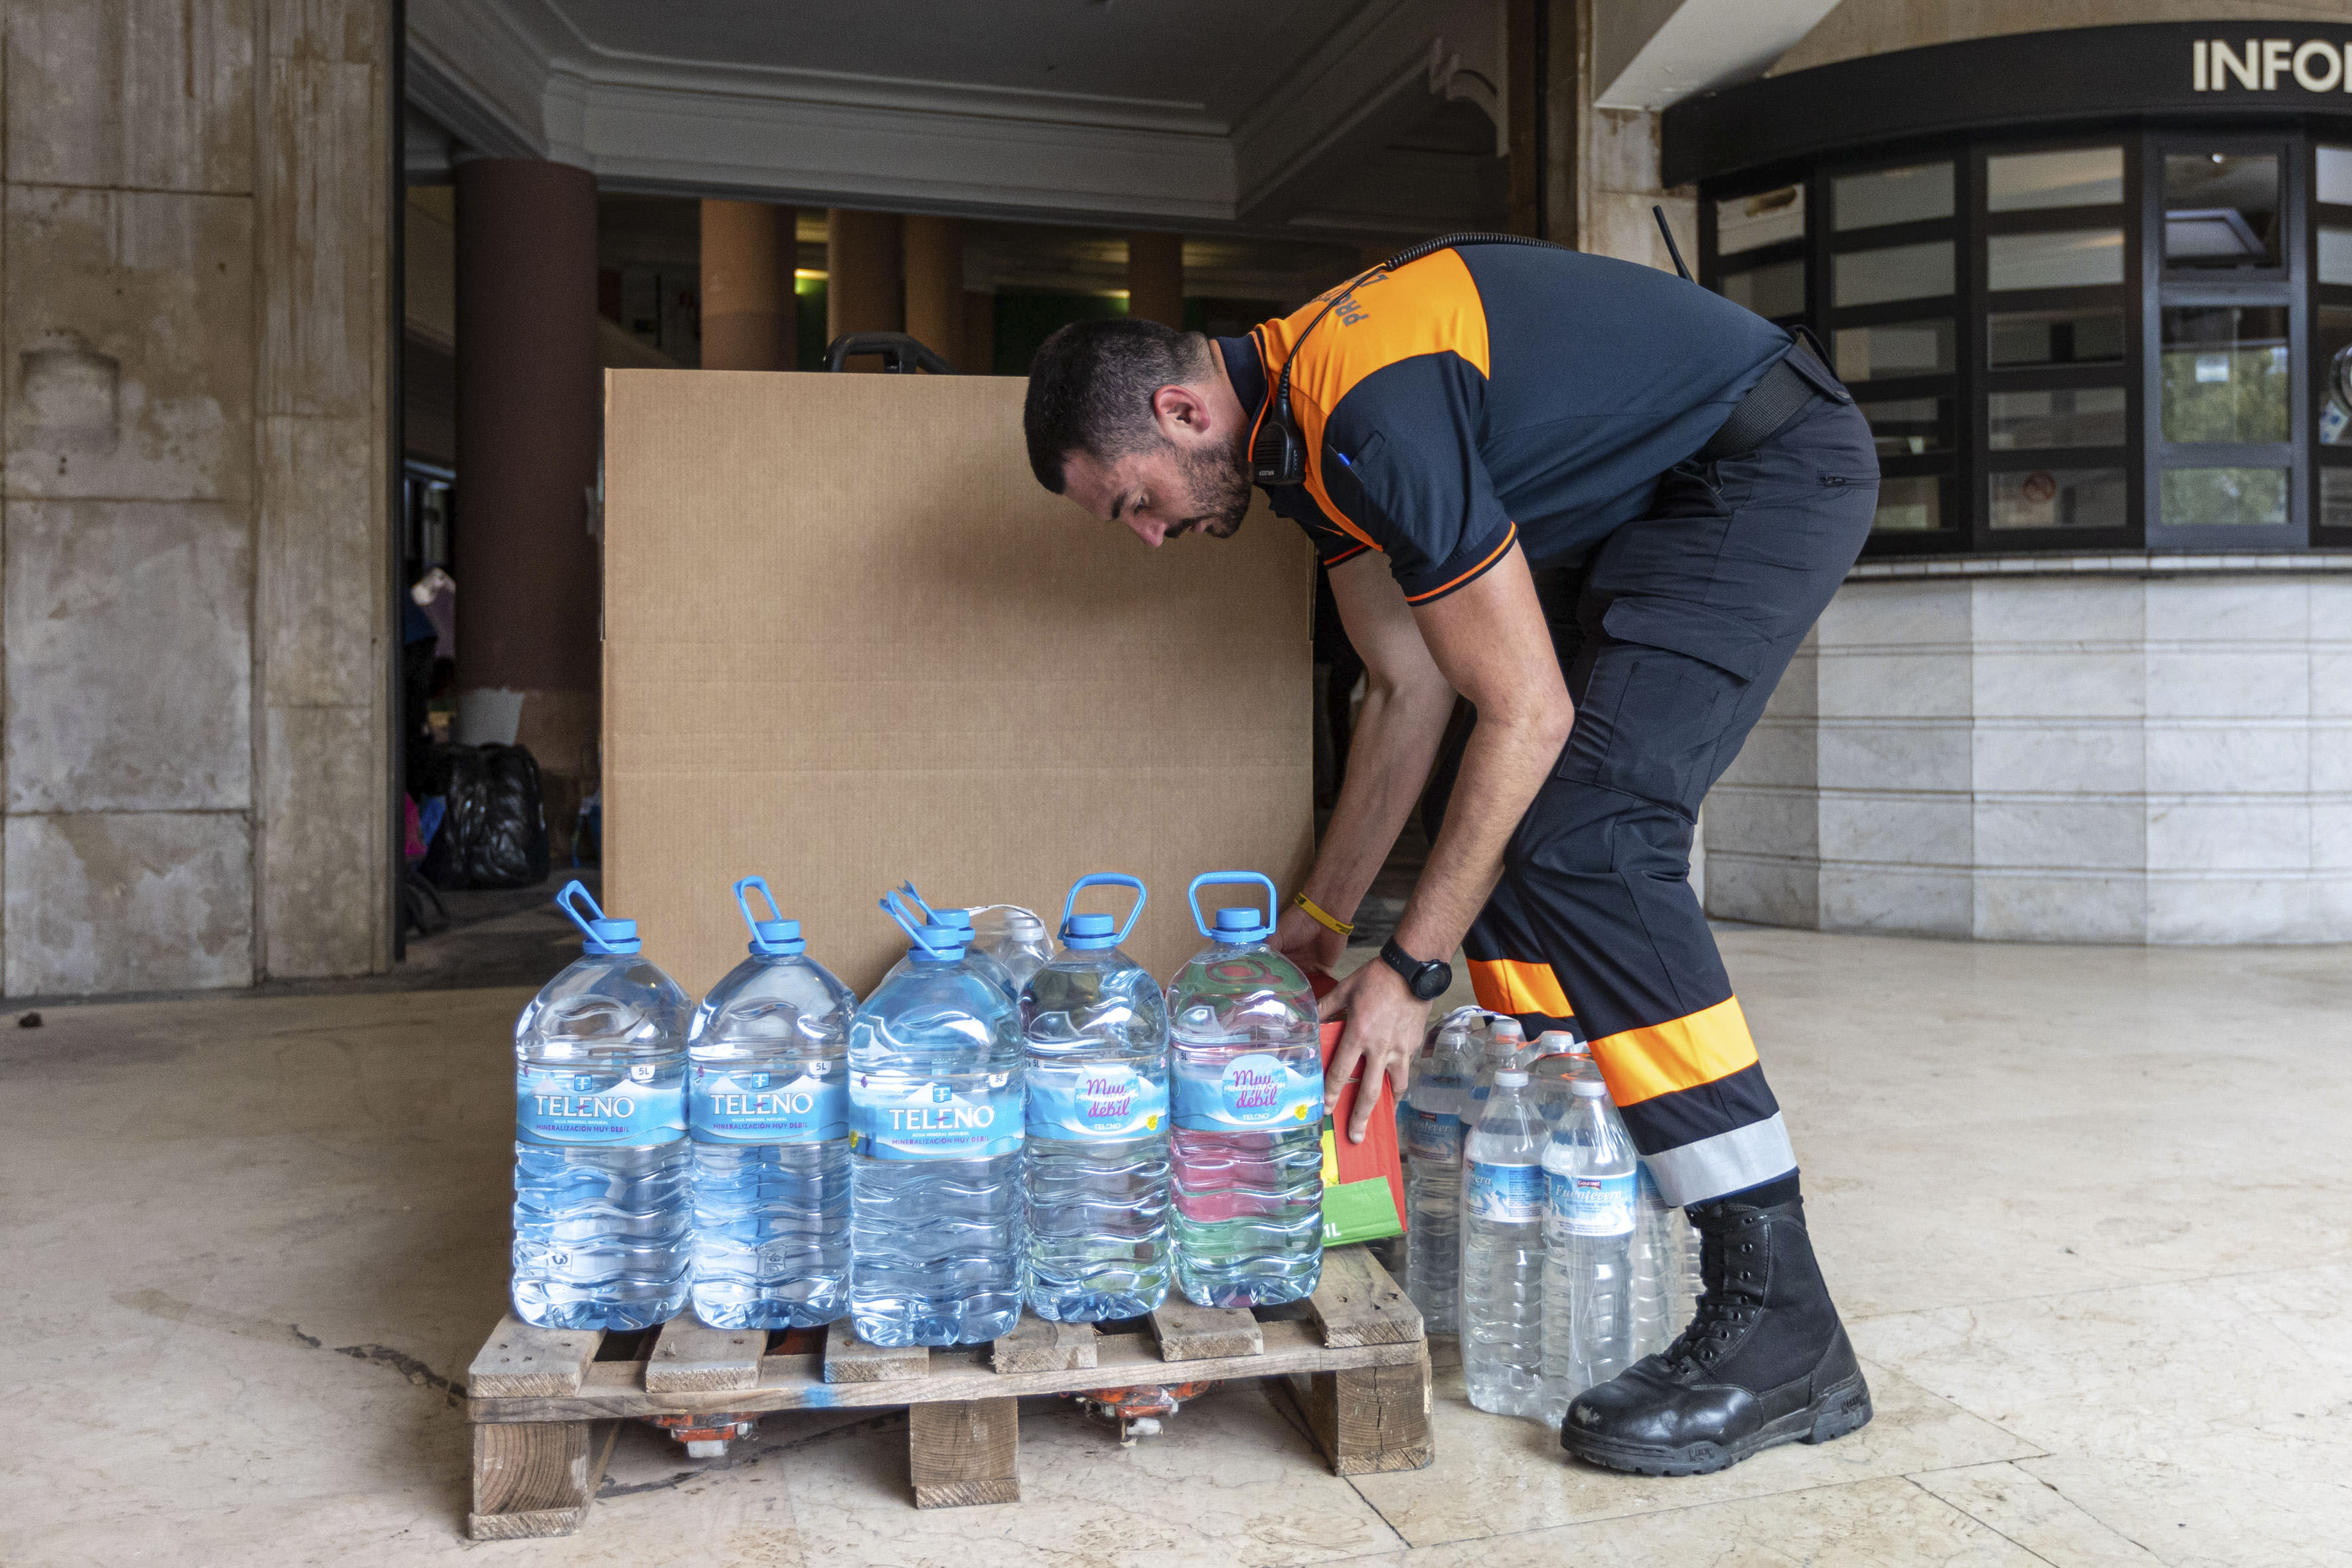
top-left (1151, 382), bottom-right (1211, 437)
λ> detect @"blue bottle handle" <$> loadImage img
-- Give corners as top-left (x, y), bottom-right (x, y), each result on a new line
top-left (897, 881), bottom-right (938, 921)
top-left (553, 879), bottom-right (607, 942)
top-left (735, 874), bottom-right (783, 937)
top-left (1061, 872), bottom-right (1146, 946)
top-left (1186, 871), bottom-right (1277, 939)
top-left (881, 887), bottom-right (955, 959)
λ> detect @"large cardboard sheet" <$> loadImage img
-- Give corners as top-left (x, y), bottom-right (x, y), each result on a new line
top-left (602, 370), bottom-right (1315, 996)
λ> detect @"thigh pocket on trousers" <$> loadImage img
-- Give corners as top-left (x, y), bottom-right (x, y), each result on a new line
top-left (1555, 597), bottom-right (1767, 818)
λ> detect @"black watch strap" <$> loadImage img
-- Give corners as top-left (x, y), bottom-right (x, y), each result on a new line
top-left (1379, 937), bottom-right (1453, 1002)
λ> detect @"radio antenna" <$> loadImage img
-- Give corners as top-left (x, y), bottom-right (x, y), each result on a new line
top-left (1654, 204), bottom-right (1693, 282)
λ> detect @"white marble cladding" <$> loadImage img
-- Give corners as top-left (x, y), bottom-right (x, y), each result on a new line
top-left (1706, 573), bottom-right (2352, 944)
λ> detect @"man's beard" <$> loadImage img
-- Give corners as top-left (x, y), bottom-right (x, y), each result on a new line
top-left (1158, 440), bottom-right (1252, 541)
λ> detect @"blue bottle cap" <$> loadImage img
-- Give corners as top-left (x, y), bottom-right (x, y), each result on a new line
top-left (1212, 905), bottom-right (1270, 941)
top-left (555, 880), bottom-right (642, 955)
top-left (1062, 911), bottom-right (1118, 949)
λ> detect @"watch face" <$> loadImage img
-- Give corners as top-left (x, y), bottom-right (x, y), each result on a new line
top-left (1411, 963), bottom-right (1450, 1002)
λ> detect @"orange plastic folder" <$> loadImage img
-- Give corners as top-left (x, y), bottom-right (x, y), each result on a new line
top-left (1308, 971), bottom-right (1407, 1247)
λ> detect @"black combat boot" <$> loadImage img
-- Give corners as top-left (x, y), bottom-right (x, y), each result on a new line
top-left (1560, 1184), bottom-right (1871, 1475)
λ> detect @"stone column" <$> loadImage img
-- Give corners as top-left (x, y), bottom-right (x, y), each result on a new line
top-left (826, 207), bottom-right (902, 368)
top-left (699, 200), bottom-right (795, 371)
top-left (1127, 231), bottom-right (1185, 329)
top-left (453, 158), bottom-right (602, 850)
top-left (902, 214), bottom-right (964, 367)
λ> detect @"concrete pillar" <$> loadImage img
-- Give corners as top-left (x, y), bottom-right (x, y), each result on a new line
top-left (902, 214), bottom-right (965, 367)
top-left (963, 289), bottom-right (996, 377)
top-left (452, 158), bottom-right (602, 845)
top-left (699, 200), bottom-right (795, 371)
top-left (826, 208), bottom-right (902, 368)
top-left (1508, 0), bottom-right (1585, 246)
top-left (1127, 231), bottom-right (1185, 329)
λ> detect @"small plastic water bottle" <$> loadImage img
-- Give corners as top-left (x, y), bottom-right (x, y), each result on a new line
top-left (1402, 1020), bottom-right (1476, 1333)
top-left (687, 877), bottom-right (857, 1330)
top-left (1541, 1078), bottom-right (1639, 1424)
top-left (1626, 1163), bottom-right (1694, 1360)
top-left (511, 882), bottom-right (692, 1330)
top-left (1460, 1069), bottom-right (1548, 1419)
top-left (1524, 1028), bottom-right (1601, 1125)
top-left (847, 892), bottom-right (1024, 1346)
top-left (1022, 874), bottom-right (1172, 1320)
top-left (1168, 872), bottom-right (1324, 1308)
top-left (973, 905), bottom-right (1054, 990)
top-left (1465, 1016), bottom-right (1526, 1129)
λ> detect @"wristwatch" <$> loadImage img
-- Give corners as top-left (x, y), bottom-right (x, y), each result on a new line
top-left (1378, 937), bottom-right (1454, 1002)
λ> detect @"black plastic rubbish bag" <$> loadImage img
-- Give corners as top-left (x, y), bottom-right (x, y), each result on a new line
top-left (420, 743), bottom-right (551, 890)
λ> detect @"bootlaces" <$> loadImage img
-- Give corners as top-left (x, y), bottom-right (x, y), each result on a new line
top-left (1664, 1211), bottom-right (1767, 1372)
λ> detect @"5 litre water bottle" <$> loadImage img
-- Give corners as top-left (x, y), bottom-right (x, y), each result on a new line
top-left (511, 882), bottom-right (692, 1330)
top-left (847, 894), bottom-right (1024, 1346)
top-left (1541, 1078), bottom-right (1639, 1424)
top-left (1403, 1020), bottom-right (1476, 1333)
top-left (974, 905), bottom-right (1054, 990)
top-left (1168, 873), bottom-right (1324, 1308)
top-left (1022, 874), bottom-right (1172, 1320)
top-left (1461, 1068), bottom-right (1547, 1418)
top-left (687, 877), bottom-right (857, 1330)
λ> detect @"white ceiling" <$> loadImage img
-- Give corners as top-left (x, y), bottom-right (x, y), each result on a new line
top-left (406, 0), bottom-right (1511, 240)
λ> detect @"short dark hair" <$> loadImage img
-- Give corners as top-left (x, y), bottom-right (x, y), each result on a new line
top-left (1023, 319), bottom-right (1214, 493)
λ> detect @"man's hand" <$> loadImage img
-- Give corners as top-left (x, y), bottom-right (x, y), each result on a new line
top-left (1320, 956), bottom-right (1427, 1142)
top-left (1271, 904), bottom-right (1347, 977)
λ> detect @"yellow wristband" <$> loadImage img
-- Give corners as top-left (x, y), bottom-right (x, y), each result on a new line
top-left (1291, 892), bottom-right (1355, 937)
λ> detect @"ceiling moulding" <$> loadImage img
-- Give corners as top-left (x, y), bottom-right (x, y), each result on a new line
top-left (1593, 0), bottom-right (1844, 112)
top-left (1234, 0), bottom-right (1505, 223)
top-left (406, 0), bottom-right (1502, 238)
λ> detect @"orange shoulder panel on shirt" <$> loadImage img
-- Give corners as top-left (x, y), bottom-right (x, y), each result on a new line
top-left (1251, 250), bottom-right (1490, 552)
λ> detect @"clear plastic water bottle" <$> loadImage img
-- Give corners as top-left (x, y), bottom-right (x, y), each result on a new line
top-left (1541, 1078), bottom-right (1639, 1425)
top-left (1022, 874), bottom-right (1172, 1320)
top-left (1168, 872), bottom-right (1324, 1308)
top-left (1402, 1019), bottom-right (1476, 1333)
top-left (847, 894), bottom-right (1024, 1346)
top-left (512, 882), bottom-right (692, 1330)
top-left (973, 905), bottom-right (1054, 990)
top-left (1460, 1068), bottom-right (1548, 1418)
top-left (879, 885), bottom-right (1018, 1000)
top-left (1465, 1016), bottom-right (1526, 1129)
top-left (1632, 1164), bottom-right (1699, 1352)
top-left (1524, 1028), bottom-right (1601, 1125)
top-left (687, 877), bottom-right (857, 1330)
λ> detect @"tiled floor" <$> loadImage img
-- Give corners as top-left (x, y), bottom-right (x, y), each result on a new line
top-left (3, 927), bottom-right (2345, 1565)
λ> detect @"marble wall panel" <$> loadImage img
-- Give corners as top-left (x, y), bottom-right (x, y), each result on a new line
top-left (2312, 724), bottom-right (2352, 794)
top-left (1819, 719), bottom-right (1971, 793)
top-left (1717, 717), bottom-right (1817, 790)
top-left (1703, 784), bottom-right (1819, 860)
top-left (259, 704), bottom-right (381, 978)
top-left (258, 415), bottom-right (378, 708)
top-left (1974, 872), bottom-right (2146, 945)
top-left (2146, 800), bottom-right (2310, 874)
top-left (1818, 578), bottom-right (1969, 649)
top-left (1969, 577), bottom-right (2141, 647)
top-left (1972, 722), bottom-right (2144, 795)
top-left (1761, 639), bottom-right (1820, 720)
top-left (5, 0), bottom-right (254, 194)
top-left (1821, 865), bottom-right (1971, 937)
top-left (1821, 794), bottom-right (1972, 865)
top-left (3, 186), bottom-right (254, 503)
top-left (3, 811), bottom-right (252, 993)
top-left (1820, 649), bottom-right (1972, 720)
top-left (2144, 651), bottom-right (2310, 721)
top-left (1703, 853), bottom-right (1818, 928)
top-left (1974, 799), bottom-right (2145, 871)
top-left (2145, 577), bottom-right (2308, 644)
top-left (2146, 874), bottom-right (2315, 945)
top-left (258, 53), bottom-right (379, 418)
top-left (2319, 649), bottom-right (2352, 718)
top-left (2311, 802), bottom-right (2352, 870)
top-left (2144, 721), bottom-right (2308, 796)
top-left (1972, 651), bottom-right (2144, 721)
top-left (4, 499), bottom-right (252, 813)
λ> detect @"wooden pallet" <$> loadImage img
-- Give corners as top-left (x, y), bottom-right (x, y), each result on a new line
top-left (465, 1245), bottom-right (1430, 1537)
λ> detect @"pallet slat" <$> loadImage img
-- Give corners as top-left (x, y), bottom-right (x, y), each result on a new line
top-left (467, 1314), bottom-right (602, 1397)
top-left (823, 1323), bottom-right (933, 1383)
top-left (1285, 1343), bottom-right (1436, 1475)
top-left (645, 1318), bottom-right (764, 1393)
top-left (990, 1314), bottom-right (1099, 1374)
top-left (1305, 1245), bottom-right (1424, 1348)
top-left (1147, 1298), bottom-right (1265, 1362)
top-left (467, 1419), bottom-right (620, 1539)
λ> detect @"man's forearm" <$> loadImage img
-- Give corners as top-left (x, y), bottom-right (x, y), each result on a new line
top-left (1391, 703), bottom-right (1570, 961)
top-left (1298, 681), bottom-right (1454, 919)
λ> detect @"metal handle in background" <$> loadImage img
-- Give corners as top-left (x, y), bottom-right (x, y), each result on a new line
top-left (1185, 871), bottom-right (1278, 939)
top-left (1061, 873), bottom-right (1148, 946)
top-left (824, 332), bottom-right (958, 374)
